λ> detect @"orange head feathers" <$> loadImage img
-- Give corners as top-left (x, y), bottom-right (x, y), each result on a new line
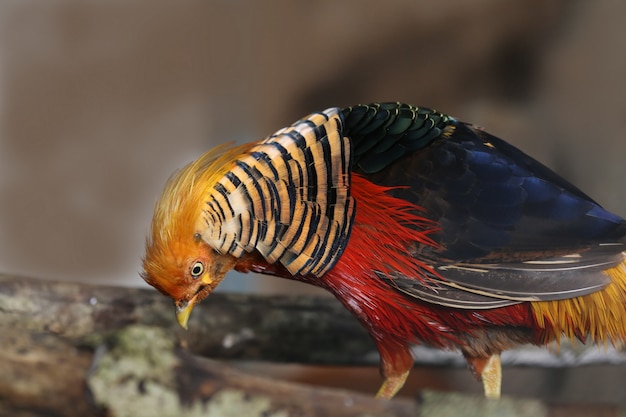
top-left (142, 142), bottom-right (252, 328)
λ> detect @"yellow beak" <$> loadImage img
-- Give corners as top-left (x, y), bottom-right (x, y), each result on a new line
top-left (175, 296), bottom-right (196, 330)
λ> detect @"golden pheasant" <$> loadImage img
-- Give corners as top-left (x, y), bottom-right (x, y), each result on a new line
top-left (142, 102), bottom-right (626, 399)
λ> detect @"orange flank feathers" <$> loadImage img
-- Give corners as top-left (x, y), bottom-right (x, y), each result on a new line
top-left (531, 261), bottom-right (626, 344)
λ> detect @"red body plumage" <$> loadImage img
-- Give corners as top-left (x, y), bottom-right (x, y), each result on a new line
top-left (322, 176), bottom-right (537, 355)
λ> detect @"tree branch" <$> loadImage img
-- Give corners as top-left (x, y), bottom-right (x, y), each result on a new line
top-left (0, 273), bottom-right (375, 364)
top-left (2, 273), bottom-right (625, 416)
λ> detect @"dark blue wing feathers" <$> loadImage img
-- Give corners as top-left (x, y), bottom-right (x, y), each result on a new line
top-left (341, 103), bottom-right (626, 307)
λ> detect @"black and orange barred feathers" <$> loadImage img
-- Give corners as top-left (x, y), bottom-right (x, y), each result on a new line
top-left (195, 109), bottom-right (355, 277)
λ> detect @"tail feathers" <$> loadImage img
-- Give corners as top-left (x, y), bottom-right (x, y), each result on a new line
top-left (531, 257), bottom-right (626, 345)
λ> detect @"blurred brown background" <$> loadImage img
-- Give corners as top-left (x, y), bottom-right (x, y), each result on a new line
top-left (1, 0), bottom-right (626, 403)
top-left (2, 0), bottom-right (626, 288)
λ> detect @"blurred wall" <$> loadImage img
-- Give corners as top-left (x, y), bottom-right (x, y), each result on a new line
top-left (0, 0), bottom-right (625, 289)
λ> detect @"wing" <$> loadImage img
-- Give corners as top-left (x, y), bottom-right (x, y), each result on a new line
top-left (342, 103), bottom-right (626, 308)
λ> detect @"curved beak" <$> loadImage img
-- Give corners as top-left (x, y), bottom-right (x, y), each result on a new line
top-left (175, 296), bottom-right (197, 330)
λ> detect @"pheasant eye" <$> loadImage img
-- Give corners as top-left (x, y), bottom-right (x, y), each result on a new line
top-left (190, 261), bottom-right (204, 278)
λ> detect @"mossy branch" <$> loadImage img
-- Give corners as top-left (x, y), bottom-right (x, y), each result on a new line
top-left (0, 274), bottom-right (624, 416)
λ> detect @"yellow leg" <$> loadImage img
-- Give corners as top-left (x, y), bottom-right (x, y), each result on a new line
top-left (375, 370), bottom-right (410, 399)
top-left (464, 353), bottom-right (502, 399)
top-left (375, 343), bottom-right (414, 399)
top-left (481, 354), bottom-right (501, 399)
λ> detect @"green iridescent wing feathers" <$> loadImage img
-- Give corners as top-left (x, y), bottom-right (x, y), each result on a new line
top-left (342, 102), bottom-right (455, 174)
